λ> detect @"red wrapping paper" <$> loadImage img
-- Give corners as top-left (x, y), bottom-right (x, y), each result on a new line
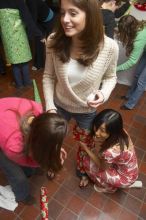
top-left (134, 3), bottom-right (146, 11)
top-left (40, 187), bottom-right (49, 220)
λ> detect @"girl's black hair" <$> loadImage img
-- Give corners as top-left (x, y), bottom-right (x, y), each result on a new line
top-left (92, 109), bottom-right (129, 152)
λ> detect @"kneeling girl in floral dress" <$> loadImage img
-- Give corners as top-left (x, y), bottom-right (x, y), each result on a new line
top-left (77, 109), bottom-right (139, 193)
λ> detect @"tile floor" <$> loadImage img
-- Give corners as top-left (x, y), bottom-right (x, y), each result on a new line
top-left (0, 65), bottom-right (146, 220)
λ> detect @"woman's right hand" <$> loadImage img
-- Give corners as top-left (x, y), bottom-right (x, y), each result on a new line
top-left (47, 109), bottom-right (57, 113)
top-left (87, 91), bottom-right (104, 108)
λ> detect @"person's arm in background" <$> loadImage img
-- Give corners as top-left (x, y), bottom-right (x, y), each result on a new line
top-left (25, 0), bottom-right (38, 22)
top-left (102, 10), bottom-right (116, 39)
top-left (115, 0), bottom-right (130, 18)
top-left (16, 0), bottom-right (43, 40)
top-left (117, 30), bottom-right (146, 72)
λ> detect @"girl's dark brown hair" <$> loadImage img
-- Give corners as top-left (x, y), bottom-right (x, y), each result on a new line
top-left (7, 106), bottom-right (67, 172)
top-left (117, 15), bottom-right (145, 56)
top-left (25, 113), bottom-right (68, 172)
top-left (49, 0), bottom-right (104, 66)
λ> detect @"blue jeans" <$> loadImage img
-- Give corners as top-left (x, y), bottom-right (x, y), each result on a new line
top-left (57, 105), bottom-right (97, 131)
top-left (125, 51), bottom-right (146, 109)
top-left (12, 62), bottom-right (32, 88)
top-left (0, 150), bottom-right (36, 201)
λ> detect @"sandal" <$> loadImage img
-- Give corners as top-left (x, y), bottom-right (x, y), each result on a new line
top-left (46, 170), bottom-right (55, 180)
top-left (79, 176), bottom-right (89, 188)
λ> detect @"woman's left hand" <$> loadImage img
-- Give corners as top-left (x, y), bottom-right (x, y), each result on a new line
top-left (60, 147), bottom-right (67, 165)
top-left (87, 91), bottom-right (104, 108)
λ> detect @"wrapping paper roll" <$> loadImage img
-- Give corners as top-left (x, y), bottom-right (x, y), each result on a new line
top-left (33, 79), bottom-right (42, 104)
top-left (40, 187), bottom-right (49, 220)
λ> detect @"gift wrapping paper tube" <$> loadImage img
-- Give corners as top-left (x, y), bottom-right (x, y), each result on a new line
top-left (40, 187), bottom-right (49, 220)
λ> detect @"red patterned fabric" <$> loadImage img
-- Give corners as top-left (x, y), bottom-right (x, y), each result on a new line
top-left (78, 144), bottom-right (138, 192)
top-left (73, 125), bottom-right (95, 175)
top-left (134, 3), bottom-right (146, 11)
top-left (40, 187), bottom-right (49, 220)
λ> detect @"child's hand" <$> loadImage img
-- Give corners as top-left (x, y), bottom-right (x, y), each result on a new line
top-left (60, 147), bottom-right (67, 165)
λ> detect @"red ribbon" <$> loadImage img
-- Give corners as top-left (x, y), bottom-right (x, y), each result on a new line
top-left (134, 3), bottom-right (146, 11)
top-left (40, 187), bottom-right (49, 220)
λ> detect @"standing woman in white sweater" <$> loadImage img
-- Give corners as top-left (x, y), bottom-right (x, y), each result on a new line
top-left (43, 0), bottom-right (119, 185)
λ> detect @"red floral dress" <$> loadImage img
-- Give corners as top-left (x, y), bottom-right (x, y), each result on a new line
top-left (73, 125), bottom-right (95, 176)
top-left (74, 125), bottom-right (138, 192)
top-left (82, 142), bottom-right (138, 192)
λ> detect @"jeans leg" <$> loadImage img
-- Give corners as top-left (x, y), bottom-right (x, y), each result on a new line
top-left (21, 62), bottom-right (32, 86)
top-left (21, 166), bottom-right (37, 177)
top-left (12, 64), bottom-right (23, 87)
top-left (126, 52), bottom-right (146, 98)
top-left (0, 151), bottom-right (30, 201)
top-left (125, 63), bottom-right (146, 109)
top-left (74, 111), bottom-right (97, 131)
top-left (0, 55), bottom-right (5, 74)
top-left (56, 105), bottom-right (72, 122)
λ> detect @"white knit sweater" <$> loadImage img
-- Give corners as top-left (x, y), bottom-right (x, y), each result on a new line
top-left (43, 35), bottom-right (119, 113)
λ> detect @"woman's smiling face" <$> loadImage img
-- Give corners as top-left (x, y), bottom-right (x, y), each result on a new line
top-left (95, 123), bottom-right (110, 140)
top-left (60, 0), bottom-right (86, 39)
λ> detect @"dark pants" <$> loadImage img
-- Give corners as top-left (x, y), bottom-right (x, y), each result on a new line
top-left (0, 54), bottom-right (5, 74)
top-left (33, 16), bottom-right (56, 69)
top-left (125, 51), bottom-right (146, 109)
top-left (57, 105), bottom-right (97, 130)
top-left (12, 62), bottom-right (32, 88)
top-left (0, 150), bottom-right (36, 201)
top-left (33, 38), bottom-right (45, 69)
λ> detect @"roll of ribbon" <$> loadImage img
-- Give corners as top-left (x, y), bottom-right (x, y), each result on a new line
top-left (134, 3), bottom-right (146, 11)
top-left (40, 187), bottom-right (49, 220)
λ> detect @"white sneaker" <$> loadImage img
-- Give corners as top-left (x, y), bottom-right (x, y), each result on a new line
top-left (94, 184), bottom-right (115, 193)
top-left (129, 180), bottom-right (143, 188)
top-left (32, 66), bottom-right (38, 71)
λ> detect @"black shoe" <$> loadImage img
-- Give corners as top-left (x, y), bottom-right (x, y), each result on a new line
top-left (24, 81), bottom-right (33, 88)
top-left (20, 195), bottom-right (36, 205)
top-left (0, 72), bottom-right (6, 75)
top-left (16, 86), bottom-right (24, 90)
top-left (120, 96), bottom-right (128, 100)
top-left (120, 105), bottom-right (131, 110)
top-left (24, 84), bottom-right (33, 89)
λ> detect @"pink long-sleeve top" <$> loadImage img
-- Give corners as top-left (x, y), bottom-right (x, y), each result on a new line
top-left (0, 97), bottom-right (43, 167)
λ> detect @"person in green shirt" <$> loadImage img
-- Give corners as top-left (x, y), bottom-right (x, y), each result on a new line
top-left (117, 15), bottom-right (146, 110)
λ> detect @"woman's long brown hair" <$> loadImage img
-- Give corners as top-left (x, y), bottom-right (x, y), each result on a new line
top-left (117, 15), bottom-right (145, 56)
top-left (48, 0), bottom-right (104, 66)
top-left (26, 113), bottom-right (68, 172)
top-left (7, 108), bottom-right (67, 172)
